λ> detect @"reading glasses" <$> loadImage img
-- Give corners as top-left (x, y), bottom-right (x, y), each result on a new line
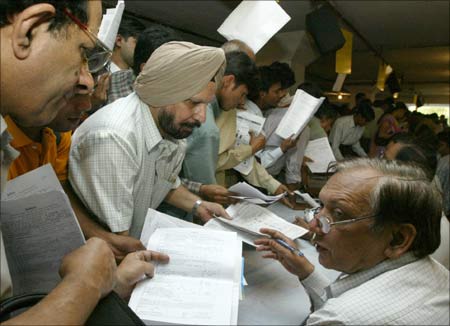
top-left (63, 8), bottom-right (112, 74)
top-left (308, 207), bottom-right (377, 234)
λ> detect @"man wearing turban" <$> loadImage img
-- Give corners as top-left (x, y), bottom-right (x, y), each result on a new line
top-left (69, 42), bottom-right (229, 239)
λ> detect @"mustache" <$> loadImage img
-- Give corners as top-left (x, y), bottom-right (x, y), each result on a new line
top-left (180, 121), bottom-right (201, 129)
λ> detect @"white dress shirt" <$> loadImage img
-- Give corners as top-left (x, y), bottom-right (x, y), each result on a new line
top-left (329, 115), bottom-right (367, 160)
top-left (302, 253), bottom-right (450, 325)
top-left (69, 93), bottom-right (185, 238)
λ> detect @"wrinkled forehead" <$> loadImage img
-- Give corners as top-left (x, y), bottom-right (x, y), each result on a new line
top-left (321, 168), bottom-right (381, 203)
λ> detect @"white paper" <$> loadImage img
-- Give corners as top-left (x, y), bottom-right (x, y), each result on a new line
top-left (1, 166), bottom-right (85, 295)
top-left (98, 0), bottom-right (125, 51)
top-left (138, 209), bottom-right (241, 324)
top-left (228, 181), bottom-right (285, 204)
top-left (304, 137), bottom-right (336, 173)
top-left (332, 73), bottom-right (347, 92)
top-left (294, 191), bottom-right (321, 209)
top-left (233, 111), bottom-right (266, 175)
top-left (217, 0), bottom-right (291, 54)
top-left (1, 164), bottom-right (62, 200)
top-left (216, 202), bottom-right (308, 243)
top-left (129, 228), bottom-right (241, 325)
top-left (275, 89), bottom-right (325, 139)
top-left (139, 208), bottom-right (201, 246)
top-left (205, 218), bottom-right (260, 246)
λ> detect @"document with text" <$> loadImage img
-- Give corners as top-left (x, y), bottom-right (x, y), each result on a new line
top-left (228, 181), bottom-right (285, 205)
top-left (233, 110), bottom-right (266, 175)
top-left (304, 137), bottom-right (336, 173)
top-left (275, 89), bottom-right (325, 139)
top-left (1, 164), bottom-right (84, 295)
top-left (214, 202), bottom-right (308, 246)
top-left (129, 227), bottom-right (241, 325)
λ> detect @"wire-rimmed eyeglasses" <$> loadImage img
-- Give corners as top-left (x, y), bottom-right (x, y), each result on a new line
top-left (308, 207), bottom-right (377, 234)
top-left (63, 8), bottom-right (112, 74)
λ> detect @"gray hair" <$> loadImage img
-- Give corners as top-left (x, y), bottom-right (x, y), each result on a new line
top-left (334, 158), bottom-right (442, 258)
top-left (221, 39), bottom-right (255, 60)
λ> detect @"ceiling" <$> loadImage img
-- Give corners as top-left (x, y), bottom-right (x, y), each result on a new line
top-left (105, 0), bottom-right (449, 104)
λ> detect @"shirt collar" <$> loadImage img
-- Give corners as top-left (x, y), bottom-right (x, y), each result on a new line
top-left (326, 252), bottom-right (419, 299)
top-left (4, 116), bottom-right (33, 148)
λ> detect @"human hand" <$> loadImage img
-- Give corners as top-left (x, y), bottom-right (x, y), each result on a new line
top-left (114, 250), bottom-right (170, 300)
top-left (293, 217), bottom-right (313, 240)
top-left (59, 238), bottom-right (116, 299)
top-left (200, 184), bottom-right (239, 205)
top-left (90, 73), bottom-right (110, 109)
top-left (195, 201), bottom-right (231, 222)
top-left (280, 134), bottom-right (298, 153)
top-left (107, 233), bottom-right (146, 262)
top-left (302, 155), bottom-right (313, 167)
top-left (249, 131), bottom-right (266, 154)
top-left (274, 184), bottom-right (295, 208)
top-left (254, 228), bottom-right (314, 279)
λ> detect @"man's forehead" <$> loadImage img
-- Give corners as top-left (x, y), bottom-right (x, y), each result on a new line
top-left (324, 169), bottom-right (381, 196)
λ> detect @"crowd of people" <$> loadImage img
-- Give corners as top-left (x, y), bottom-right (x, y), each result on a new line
top-left (1, 1), bottom-right (448, 325)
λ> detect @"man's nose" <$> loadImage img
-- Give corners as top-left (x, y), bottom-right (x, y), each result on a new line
top-left (193, 104), bottom-right (207, 124)
top-left (76, 63), bottom-right (95, 95)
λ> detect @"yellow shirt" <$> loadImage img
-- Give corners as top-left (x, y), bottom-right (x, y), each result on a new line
top-left (5, 116), bottom-right (71, 181)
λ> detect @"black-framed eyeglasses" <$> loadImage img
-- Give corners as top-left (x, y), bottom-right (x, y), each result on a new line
top-left (311, 207), bottom-right (377, 234)
top-left (63, 8), bottom-right (112, 74)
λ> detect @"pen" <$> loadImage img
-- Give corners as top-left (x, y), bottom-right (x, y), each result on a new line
top-left (275, 239), bottom-right (304, 257)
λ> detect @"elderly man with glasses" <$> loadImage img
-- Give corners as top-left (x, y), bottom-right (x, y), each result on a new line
top-left (255, 158), bottom-right (449, 325)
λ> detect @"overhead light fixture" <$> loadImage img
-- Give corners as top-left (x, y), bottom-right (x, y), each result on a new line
top-left (393, 92), bottom-right (399, 99)
top-left (337, 94), bottom-right (343, 100)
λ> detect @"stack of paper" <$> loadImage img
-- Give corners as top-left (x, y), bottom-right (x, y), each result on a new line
top-left (304, 137), bottom-right (336, 173)
top-left (234, 111), bottom-right (266, 175)
top-left (129, 227), bottom-right (241, 325)
top-left (217, 0), bottom-right (291, 54)
top-left (1, 165), bottom-right (85, 295)
top-left (275, 89), bottom-right (325, 139)
top-left (207, 202), bottom-right (308, 246)
top-left (97, 0), bottom-right (125, 51)
top-left (228, 182), bottom-right (285, 204)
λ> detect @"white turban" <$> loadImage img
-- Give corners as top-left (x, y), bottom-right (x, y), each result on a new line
top-left (135, 41), bottom-right (226, 107)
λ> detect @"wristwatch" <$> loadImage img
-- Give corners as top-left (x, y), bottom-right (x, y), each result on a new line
top-left (191, 199), bottom-right (203, 216)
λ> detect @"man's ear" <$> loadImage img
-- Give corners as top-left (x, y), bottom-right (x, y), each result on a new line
top-left (221, 75), bottom-right (235, 89)
top-left (115, 35), bottom-right (123, 48)
top-left (12, 3), bottom-right (56, 59)
top-left (384, 223), bottom-right (417, 259)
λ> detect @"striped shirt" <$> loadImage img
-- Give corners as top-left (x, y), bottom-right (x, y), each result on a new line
top-left (302, 253), bottom-right (450, 325)
top-left (69, 93), bottom-right (185, 238)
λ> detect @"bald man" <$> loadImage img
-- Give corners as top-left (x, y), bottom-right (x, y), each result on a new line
top-left (69, 42), bottom-right (229, 239)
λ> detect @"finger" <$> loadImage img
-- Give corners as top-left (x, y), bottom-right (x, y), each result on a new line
top-left (255, 245), bottom-right (272, 252)
top-left (281, 197), bottom-right (294, 208)
top-left (254, 238), bottom-right (270, 246)
top-left (259, 228), bottom-right (292, 244)
top-left (262, 253), bottom-right (278, 259)
top-left (149, 251), bottom-right (170, 263)
top-left (143, 262), bottom-right (155, 278)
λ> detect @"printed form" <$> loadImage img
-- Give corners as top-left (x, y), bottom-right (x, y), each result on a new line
top-left (130, 226), bottom-right (241, 325)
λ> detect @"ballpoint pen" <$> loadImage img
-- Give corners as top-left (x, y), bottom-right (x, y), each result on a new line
top-left (275, 239), bottom-right (304, 257)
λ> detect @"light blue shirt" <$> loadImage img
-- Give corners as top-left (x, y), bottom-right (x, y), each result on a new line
top-left (182, 98), bottom-right (221, 185)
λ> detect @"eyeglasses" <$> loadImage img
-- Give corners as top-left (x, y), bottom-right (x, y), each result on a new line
top-left (63, 8), bottom-right (112, 74)
top-left (310, 207), bottom-right (377, 234)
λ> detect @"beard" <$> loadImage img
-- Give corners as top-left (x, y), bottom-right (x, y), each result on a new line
top-left (158, 110), bottom-right (201, 139)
